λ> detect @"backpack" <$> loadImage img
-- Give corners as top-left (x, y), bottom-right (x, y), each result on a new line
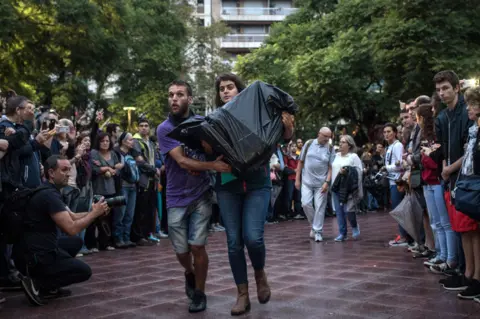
top-left (0, 185), bottom-right (50, 244)
top-left (300, 139), bottom-right (333, 165)
top-left (122, 154), bottom-right (140, 184)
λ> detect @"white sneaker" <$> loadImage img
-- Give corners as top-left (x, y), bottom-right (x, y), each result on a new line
top-left (309, 230), bottom-right (315, 239)
top-left (158, 231), bottom-right (169, 238)
top-left (423, 256), bottom-right (442, 267)
top-left (315, 232), bottom-right (323, 242)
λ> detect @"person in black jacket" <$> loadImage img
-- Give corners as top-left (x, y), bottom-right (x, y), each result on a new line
top-left (433, 70), bottom-right (474, 289)
top-left (0, 96), bottom-right (51, 191)
top-left (0, 96), bottom-right (51, 292)
top-left (434, 71), bottom-right (473, 188)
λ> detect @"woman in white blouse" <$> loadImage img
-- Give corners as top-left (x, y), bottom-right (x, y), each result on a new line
top-left (331, 135), bottom-right (363, 242)
top-left (382, 123), bottom-right (409, 247)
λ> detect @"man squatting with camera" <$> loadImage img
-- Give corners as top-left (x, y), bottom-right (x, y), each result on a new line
top-left (16, 155), bottom-right (110, 306)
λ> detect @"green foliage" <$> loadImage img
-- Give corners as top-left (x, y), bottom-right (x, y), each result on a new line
top-left (236, 0), bottom-right (480, 143)
top-left (0, 0), bottom-right (191, 127)
top-left (184, 20), bottom-right (232, 111)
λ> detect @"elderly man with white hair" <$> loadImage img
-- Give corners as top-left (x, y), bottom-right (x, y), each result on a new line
top-left (295, 127), bottom-right (335, 242)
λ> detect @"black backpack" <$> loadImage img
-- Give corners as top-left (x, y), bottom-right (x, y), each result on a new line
top-left (0, 186), bottom-right (50, 244)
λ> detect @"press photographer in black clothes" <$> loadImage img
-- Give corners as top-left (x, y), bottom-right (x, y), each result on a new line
top-left (17, 155), bottom-right (109, 306)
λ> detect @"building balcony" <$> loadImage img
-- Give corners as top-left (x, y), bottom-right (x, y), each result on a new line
top-left (221, 34), bottom-right (268, 50)
top-left (221, 7), bottom-right (298, 22)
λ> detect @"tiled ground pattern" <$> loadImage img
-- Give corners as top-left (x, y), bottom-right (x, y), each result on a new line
top-left (1, 212), bottom-right (480, 318)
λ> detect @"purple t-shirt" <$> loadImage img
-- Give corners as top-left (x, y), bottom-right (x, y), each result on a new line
top-left (157, 116), bottom-right (211, 208)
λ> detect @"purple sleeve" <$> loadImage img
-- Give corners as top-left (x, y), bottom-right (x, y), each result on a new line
top-left (157, 122), bottom-right (181, 156)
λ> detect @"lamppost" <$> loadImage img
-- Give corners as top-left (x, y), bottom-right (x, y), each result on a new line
top-left (123, 106), bottom-right (136, 132)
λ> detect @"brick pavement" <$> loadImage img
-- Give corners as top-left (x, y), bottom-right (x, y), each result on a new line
top-left (1, 212), bottom-right (479, 318)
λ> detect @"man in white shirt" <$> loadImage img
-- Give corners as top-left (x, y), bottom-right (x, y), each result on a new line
top-left (295, 127), bottom-right (335, 242)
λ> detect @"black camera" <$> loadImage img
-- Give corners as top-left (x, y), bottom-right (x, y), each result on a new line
top-left (93, 195), bottom-right (126, 207)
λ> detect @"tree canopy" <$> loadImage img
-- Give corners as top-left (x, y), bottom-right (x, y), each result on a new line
top-left (235, 0), bottom-right (480, 142)
top-left (0, 0), bottom-right (229, 128)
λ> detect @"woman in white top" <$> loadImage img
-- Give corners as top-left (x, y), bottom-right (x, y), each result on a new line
top-left (382, 123), bottom-right (409, 247)
top-left (331, 135), bottom-right (363, 242)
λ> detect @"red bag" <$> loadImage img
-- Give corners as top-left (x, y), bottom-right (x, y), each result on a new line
top-left (444, 191), bottom-right (478, 233)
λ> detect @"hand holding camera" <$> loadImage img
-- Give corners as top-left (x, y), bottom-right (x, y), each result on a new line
top-left (91, 197), bottom-right (110, 218)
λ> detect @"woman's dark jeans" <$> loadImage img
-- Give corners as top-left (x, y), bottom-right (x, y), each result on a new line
top-left (217, 187), bottom-right (271, 285)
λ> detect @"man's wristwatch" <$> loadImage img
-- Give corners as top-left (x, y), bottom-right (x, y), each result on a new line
top-left (324, 180), bottom-right (331, 186)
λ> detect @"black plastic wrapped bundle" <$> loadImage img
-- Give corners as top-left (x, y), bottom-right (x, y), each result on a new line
top-left (168, 81), bottom-right (298, 175)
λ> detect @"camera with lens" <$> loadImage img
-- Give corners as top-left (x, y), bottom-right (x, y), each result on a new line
top-left (93, 195), bottom-right (126, 207)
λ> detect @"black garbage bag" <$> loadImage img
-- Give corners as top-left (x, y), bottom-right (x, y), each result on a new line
top-left (168, 81), bottom-right (298, 175)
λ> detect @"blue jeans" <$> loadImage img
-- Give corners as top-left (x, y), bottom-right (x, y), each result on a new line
top-left (217, 188), bottom-right (271, 285)
top-left (367, 191), bottom-right (379, 210)
top-left (167, 192), bottom-right (212, 254)
top-left (423, 184), bottom-right (457, 263)
top-left (113, 187), bottom-right (137, 242)
top-left (332, 192), bottom-right (358, 237)
top-left (390, 185), bottom-right (409, 240)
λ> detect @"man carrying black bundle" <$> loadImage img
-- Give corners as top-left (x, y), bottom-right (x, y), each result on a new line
top-left (15, 155), bottom-right (109, 306)
top-left (157, 80), bottom-right (230, 313)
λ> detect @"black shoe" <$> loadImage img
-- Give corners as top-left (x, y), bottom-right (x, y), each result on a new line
top-left (41, 288), bottom-right (72, 300)
top-left (189, 290), bottom-right (207, 313)
top-left (185, 272), bottom-right (196, 299)
top-left (115, 240), bottom-right (128, 249)
top-left (458, 279), bottom-right (480, 299)
top-left (0, 275), bottom-right (22, 291)
top-left (443, 275), bottom-right (470, 291)
top-left (124, 240), bottom-right (137, 248)
top-left (413, 249), bottom-right (435, 259)
top-left (136, 238), bottom-right (156, 247)
top-left (21, 276), bottom-right (45, 306)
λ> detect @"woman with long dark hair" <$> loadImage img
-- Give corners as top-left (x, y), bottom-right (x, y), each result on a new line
top-left (383, 123), bottom-right (409, 247)
top-left (212, 73), bottom-right (294, 316)
top-left (416, 104), bottom-right (457, 272)
top-left (91, 132), bottom-right (124, 251)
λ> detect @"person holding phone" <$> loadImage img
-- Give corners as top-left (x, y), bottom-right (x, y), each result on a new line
top-left (382, 123), bottom-right (409, 247)
top-left (416, 104), bottom-right (457, 274)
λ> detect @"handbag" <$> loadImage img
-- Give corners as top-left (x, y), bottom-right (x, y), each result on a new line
top-left (453, 175), bottom-right (480, 221)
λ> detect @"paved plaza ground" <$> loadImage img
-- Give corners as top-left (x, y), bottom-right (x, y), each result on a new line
top-left (1, 212), bottom-right (480, 318)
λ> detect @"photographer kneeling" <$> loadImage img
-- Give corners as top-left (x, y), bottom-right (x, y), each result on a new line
top-left (16, 155), bottom-right (109, 306)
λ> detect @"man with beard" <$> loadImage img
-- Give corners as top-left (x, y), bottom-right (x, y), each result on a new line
top-left (16, 155), bottom-right (109, 306)
top-left (156, 80), bottom-right (230, 313)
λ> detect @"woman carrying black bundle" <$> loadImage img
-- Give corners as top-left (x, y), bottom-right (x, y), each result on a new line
top-left (209, 74), bottom-right (295, 316)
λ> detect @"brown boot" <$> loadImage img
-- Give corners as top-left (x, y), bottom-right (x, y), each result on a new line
top-left (231, 283), bottom-right (250, 316)
top-left (254, 269), bottom-right (271, 304)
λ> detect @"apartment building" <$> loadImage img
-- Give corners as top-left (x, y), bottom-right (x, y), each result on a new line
top-left (192, 0), bottom-right (296, 114)
top-left (195, 0), bottom-right (297, 60)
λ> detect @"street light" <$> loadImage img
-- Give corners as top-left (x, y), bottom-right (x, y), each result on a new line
top-left (123, 106), bottom-right (136, 131)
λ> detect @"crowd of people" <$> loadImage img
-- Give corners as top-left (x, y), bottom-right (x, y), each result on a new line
top-left (0, 69), bottom-right (479, 316)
